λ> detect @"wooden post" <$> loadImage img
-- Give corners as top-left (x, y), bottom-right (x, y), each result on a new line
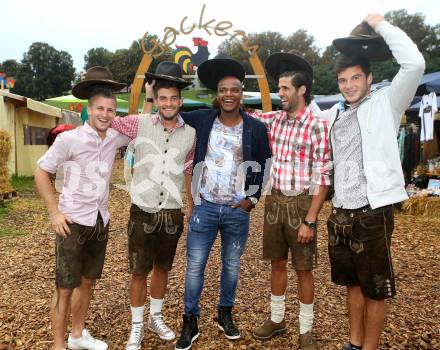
top-left (247, 54), bottom-right (272, 112)
top-left (129, 54), bottom-right (153, 114)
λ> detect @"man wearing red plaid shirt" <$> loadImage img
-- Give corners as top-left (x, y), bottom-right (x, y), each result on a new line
top-left (251, 52), bottom-right (331, 350)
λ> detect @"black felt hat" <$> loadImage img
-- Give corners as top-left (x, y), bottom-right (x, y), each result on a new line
top-left (145, 61), bottom-right (192, 89)
top-left (265, 50), bottom-right (313, 82)
top-left (72, 66), bottom-right (126, 99)
top-left (332, 21), bottom-right (392, 62)
top-left (197, 54), bottom-right (245, 91)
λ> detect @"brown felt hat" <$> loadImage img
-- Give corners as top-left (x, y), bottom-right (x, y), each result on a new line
top-left (332, 21), bottom-right (392, 62)
top-left (72, 66), bottom-right (126, 99)
top-left (265, 50), bottom-right (313, 81)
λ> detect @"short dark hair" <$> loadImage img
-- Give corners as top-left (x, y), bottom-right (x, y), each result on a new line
top-left (153, 81), bottom-right (182, 98)
top-left (279, 71), bottom-right (313, 105)
top-left (334, 55), bottom-right (371, 77)
top-left (88, 86), bottom-right (116, 106)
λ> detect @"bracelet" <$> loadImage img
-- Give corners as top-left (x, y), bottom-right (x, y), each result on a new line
top-left (144, 97), bottom-right (154, 103)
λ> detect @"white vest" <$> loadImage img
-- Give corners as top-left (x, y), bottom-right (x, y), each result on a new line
top-left (129, 115), bottom-right (195, 212)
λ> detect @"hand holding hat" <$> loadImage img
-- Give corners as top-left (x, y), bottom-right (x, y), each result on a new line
top-left (332, 14), bottom-right (392, 62)
top-left (145, 61), bottom-right (192, 89)
top-left (364, 14), bottom-right (385, 29)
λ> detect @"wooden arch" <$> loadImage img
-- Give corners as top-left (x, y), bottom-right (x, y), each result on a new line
top-left (128, 7), bottom-right (272, 114)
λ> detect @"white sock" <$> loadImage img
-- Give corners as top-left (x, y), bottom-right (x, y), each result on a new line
top-left (299, 301), bottom-right (314, 334)
top-left (270, 294), bottom-right (285, 323)
top-left (131, 305), bottom-right (145, 324)
top-left (150, 296), bottom-right (164, 315)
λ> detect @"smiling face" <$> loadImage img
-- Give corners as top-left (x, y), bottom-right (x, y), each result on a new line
top-left (278, 76), bottom-right (306, 114)
top-left (87, 95), bottom-right (116, 137)
top-left (154, 86), bottom-right (182, 121)
top-left (217, 76), bottom-right (243, 113)
top-left (337, 65), bottom-right (372, 106)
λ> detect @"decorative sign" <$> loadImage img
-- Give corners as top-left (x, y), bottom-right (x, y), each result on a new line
top-left (129, 4), bottom-right (272, 114)
top-left (175, 37), bottom-right (210, 74)
top-left (0, 73), bottom-right (14, 90)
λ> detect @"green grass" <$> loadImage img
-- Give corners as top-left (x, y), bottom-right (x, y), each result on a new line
top-left (0, 202), bottom-right (27, 238)
top-left (11, 175), bottom-right (35, 191)
top-left (0, 202), bottom-right (10, 218)
top-left (0, 226), bottom-right (27, 238)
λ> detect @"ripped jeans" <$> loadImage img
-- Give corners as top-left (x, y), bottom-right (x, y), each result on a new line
top-left (184, 199), bottom-right (250, 316)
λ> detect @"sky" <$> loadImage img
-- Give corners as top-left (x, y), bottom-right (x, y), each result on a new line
top-left (1, 0), bottom-right (439, 73)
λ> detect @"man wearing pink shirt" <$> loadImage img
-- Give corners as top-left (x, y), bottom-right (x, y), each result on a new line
top-left (35, 67), bottom-right (129, 350)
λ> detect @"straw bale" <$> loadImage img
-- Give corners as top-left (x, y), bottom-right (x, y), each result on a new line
top-left (0, 128), bottom-right (13, 194)
top-left (402, 196), bottom-right (440, 217)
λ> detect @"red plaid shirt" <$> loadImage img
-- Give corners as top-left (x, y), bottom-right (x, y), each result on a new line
top-left (111, 113), bottom-right (195, 174)
top-left (250, 107), bottom-right (331, 193)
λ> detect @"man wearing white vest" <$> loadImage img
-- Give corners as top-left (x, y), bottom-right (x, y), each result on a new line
top-left (111, 62), bottom-right (196, 350)
top-left (316, 14), bottom-right (425, 350)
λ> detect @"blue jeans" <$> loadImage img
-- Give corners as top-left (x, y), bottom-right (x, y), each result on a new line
top-left (184, 199), bottom-right (250, 316)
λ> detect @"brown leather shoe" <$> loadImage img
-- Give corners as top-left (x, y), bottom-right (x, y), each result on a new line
top-left (252, 318), bottom-right (287, 340)
top-left (299, 331), bottom-right (317, 350)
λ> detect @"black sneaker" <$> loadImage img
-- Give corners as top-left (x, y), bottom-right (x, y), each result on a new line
top-left (217, 306), bottom-right (240, 340)
top-left (175, 314), bottom-right (199, 350)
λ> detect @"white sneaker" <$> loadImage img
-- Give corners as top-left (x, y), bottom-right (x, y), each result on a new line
top-left (67, 329), bottom-right (108, 350)
top-left (148, 312), bottom-right (175, 340)
top-left (125, 323), bottom-right (144, 350)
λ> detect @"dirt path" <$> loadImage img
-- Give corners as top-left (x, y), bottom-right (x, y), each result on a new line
top-left (1, 164), bottom-right (439, 349)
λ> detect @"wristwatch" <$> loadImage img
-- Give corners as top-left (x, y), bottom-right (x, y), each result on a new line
top-left (247, 196), bottom-right (258, 206)
top-left (303, 220), bottom-right (317, 230)
top-left (144, 97), bottom-right (154, 103)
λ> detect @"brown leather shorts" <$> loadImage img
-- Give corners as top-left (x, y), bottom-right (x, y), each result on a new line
top-left (56, 213), bottom-right (109, 289)
top-left (128, 204), bottom-right (184, 275)
top-left (327, 205), bottom-right (395, 300)
top-left (263, 191), bottom-right (316, 271)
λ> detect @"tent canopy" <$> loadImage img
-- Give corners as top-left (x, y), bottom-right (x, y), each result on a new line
top-left (243, 93), bottom-right (281, 107)
top-left (408, 95), bottom-right (440, 112)
top-left (416, 71), bottom-right (440, 95)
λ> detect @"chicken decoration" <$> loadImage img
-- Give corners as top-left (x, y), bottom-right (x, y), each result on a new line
top-left (174, 37), bottom-right (210, 74)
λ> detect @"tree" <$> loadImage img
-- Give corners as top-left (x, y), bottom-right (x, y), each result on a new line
top-left (112, 36), bottom-right (173, 89)
top-left (0, 59), bottom-right (20, 77)
top-left (285, 30), bottom-right (320, 66)
top-left (84, 47), bottom-right (114, 70)
top-left (218, 31), bottom-right (319, 91)
top-left (13, 42), bottom-right (75, 100)
top-left (385, 10), bottom-right (438, 58)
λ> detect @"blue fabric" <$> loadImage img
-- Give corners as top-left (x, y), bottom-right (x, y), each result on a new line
top-left (184, 199), bottom-right (250, 316)
top-left (180, 108), bottom-right (272, 200)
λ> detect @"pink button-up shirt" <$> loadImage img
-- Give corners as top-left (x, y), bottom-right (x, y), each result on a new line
top-left (38, 123), bottom-right (130, 226)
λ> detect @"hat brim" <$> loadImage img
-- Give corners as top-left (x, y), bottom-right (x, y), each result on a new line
top-left (145, 72), bottom-right (192, 89)
top-left (197, 58), bottom-right (245, 91)
top-left (72, 80), bottom-right (126, 99)
top-left (265, 52), bottom-right (313, 82)
top-left (332, 36), bottom-right (392, 62)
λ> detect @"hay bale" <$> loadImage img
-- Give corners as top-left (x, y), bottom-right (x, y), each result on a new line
top-left (0, 128), bottom-right (14, 194)
top-left (402, 196), bottom-right (440, 217)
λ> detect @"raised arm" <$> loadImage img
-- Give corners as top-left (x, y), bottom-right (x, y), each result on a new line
top-left (367, 14), bottom-right (425, 129)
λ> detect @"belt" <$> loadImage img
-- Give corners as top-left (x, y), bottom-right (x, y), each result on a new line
top-left (271, 189), bottom-right (309, 197)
